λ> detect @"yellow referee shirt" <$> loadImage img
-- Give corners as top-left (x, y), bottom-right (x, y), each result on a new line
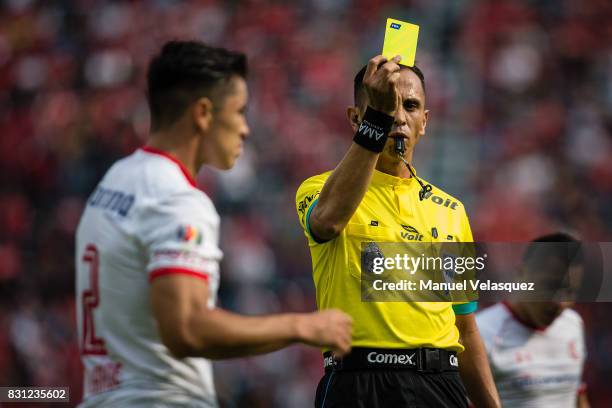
top-left (296, 169), bottom-right (476, 352)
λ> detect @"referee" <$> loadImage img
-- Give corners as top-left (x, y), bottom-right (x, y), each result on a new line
top-left (295, 55), bottom-right (500, 407)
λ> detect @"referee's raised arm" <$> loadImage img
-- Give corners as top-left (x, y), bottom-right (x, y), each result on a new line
top-left (308, 55), bottom-right (401, 241)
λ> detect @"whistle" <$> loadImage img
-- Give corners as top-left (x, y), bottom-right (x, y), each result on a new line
top-left (394, 137), bottom-right (405, 155)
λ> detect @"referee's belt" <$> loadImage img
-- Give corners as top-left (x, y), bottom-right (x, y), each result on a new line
top-left (323, 347), bottom-right (459, 373)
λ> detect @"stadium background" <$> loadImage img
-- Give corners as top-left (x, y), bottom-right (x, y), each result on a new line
top-left (0, 0), bottom-right (611, 406)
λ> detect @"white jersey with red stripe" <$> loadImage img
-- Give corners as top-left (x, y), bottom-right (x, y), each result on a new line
top-left (75, 147), bottom-right (221, 407)
top-left (476, 303), bottom-right (586, 408)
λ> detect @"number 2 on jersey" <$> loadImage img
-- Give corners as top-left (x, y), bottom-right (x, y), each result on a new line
top-left (81, 244), bottom-right (107, 355)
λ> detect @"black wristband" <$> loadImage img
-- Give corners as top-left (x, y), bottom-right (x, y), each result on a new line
top-left (353, 107), bottom-right (394, 153)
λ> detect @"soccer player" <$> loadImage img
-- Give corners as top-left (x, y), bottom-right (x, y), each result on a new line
top-left (75, 40), bottom-right (352, 408)
top-left (476, 233), bottom-right (590, 407)
top-left (295, 55), bottom-right (500, 407)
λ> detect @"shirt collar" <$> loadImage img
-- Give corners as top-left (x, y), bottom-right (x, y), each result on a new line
top-left (371, 169), bottom-right (415, 187)
top-left (140, 146), bottom-right (197, 188)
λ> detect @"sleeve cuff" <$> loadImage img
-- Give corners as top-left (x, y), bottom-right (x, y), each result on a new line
top-left (453, 301), bottom-right (478, 315)
top-left (149, 267), bottom-right (209, 282)
top-left (305, 198), bottom-right (328, 244)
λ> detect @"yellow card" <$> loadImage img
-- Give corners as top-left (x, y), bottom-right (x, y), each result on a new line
top-left (382, 18), bottom-right (420, 67)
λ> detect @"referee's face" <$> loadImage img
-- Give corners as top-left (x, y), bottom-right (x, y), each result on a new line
top-left (381, 69), bottom-right (428, 163)
top-left (350, 69), bottom-right (429, 168)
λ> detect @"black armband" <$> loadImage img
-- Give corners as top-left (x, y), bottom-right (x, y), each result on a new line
top-left (353, 107), bottom-right (394, 153)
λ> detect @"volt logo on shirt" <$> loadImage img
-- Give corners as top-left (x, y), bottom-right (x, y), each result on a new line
top-left (421, 191), bottom-right (458, 210)
top-left (401, 225), bottom-right (423, 241)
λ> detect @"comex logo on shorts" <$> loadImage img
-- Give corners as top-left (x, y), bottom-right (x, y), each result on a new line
top-left (449, 354), bottom-right (458, 367)
top-left (367, 352), bottom-right (416, 365)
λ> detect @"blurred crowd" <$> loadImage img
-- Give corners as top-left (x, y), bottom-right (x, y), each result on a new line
top-left (0, 0), bottom-right (611, 407)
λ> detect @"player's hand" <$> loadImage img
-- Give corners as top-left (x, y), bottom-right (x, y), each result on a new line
top-left (363, 54), bottom-right (402, 116)
top-left (297, 309), bottom-right (353, 356)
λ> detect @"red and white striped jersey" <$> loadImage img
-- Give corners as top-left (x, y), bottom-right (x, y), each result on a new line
top-left (75, 147), bottom-right (221, 407)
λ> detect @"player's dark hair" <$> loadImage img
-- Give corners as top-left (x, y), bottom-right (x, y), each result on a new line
top-left (353, 63), bottom-right (426, 106)
top-left (147, 40), bottom-right (247, 131)
top-left (523, 232), bottom-right (583, 268)
top-left (521, 232), bottom-right (584, 296)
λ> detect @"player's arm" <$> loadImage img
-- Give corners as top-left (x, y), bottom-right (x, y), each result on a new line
top-left (455, 313), bottom-right (501, 408)
top-left (309, 55), bottom-right (401, 241)
top-left (577, 391), bottom-right (590, 408)
top-left (150, 274), bottom-right (352, 359)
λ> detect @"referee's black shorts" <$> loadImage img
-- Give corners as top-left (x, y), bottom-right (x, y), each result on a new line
top-left (315, 348), bottom-right (467, 408)
top-left (314, 369), bottom-right (468, 408)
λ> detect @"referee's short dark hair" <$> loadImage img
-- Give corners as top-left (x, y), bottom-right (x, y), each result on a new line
top-left (353, 63), bottom-right (426, 106)
top-left (147, 40), bottom-right (247, 131)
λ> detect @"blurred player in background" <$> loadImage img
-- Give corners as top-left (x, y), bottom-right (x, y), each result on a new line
top-left (296, 55), bottom-right (500, 407)
top-left (476, 233), bottom-right (590, 407)
top-left (75, 40), bottom-right (352, 408)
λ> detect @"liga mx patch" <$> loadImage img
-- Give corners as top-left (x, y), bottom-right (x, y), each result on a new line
top-left (177, 225), bottom-right (203, 244)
